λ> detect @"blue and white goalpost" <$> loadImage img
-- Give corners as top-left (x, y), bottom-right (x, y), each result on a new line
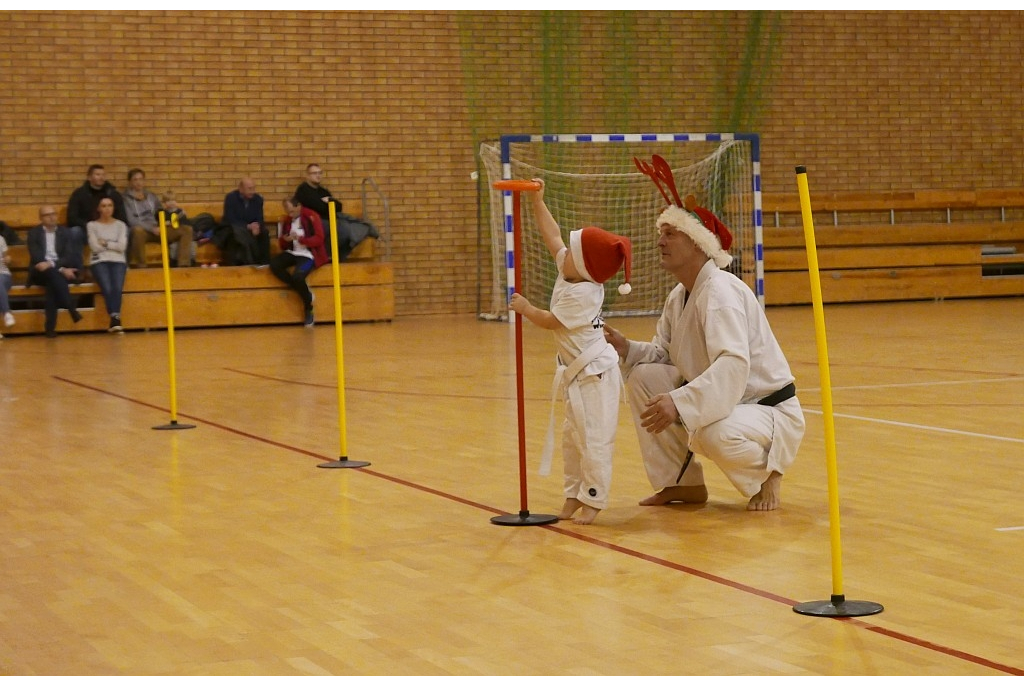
top-left (481, 133), bottom-right (763, 319)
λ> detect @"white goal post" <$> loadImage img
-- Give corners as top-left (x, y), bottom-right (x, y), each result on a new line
top-left (478, 133), bottom-right (763, 319)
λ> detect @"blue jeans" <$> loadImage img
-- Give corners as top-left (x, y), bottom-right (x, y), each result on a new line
top-left (91, 261), bottom-right (127, 316)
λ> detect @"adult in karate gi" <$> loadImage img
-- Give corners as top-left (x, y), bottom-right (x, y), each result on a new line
top-left (604, 198), bottom-right (805, 511)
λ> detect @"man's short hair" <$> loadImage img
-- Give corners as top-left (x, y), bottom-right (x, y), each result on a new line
top-left (127, 168), bottom-right (145, 181)
top-left (306, 164), bottom-right (321, 172)
top-left (87, 164), bottom-right (105, 176)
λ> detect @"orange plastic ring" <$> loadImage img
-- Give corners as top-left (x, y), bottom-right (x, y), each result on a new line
top-left (493, 180), bottom-right (542, 192)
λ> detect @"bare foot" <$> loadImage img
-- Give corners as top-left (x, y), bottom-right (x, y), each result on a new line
top-left (747, 471), bottom-right (782, 511)
top-left (572, 504), bottom-right (600, 525)
top-left (639, 484), bottom-right (709, 506)
top-left (559, 498), bottom-right (583, 520)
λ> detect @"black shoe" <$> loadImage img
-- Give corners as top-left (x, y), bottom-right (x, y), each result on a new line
top-left (44, 330), bottom-right (57, 338)
top-left (70, 309), bottom-right (82, 324)
top-left (108, 315), bottom-right (123, 333)
top-left (303, 308), bottom-right (315, 327)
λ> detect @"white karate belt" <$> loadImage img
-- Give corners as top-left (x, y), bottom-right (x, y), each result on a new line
top-left (538, 339), bottom-right (612, 476)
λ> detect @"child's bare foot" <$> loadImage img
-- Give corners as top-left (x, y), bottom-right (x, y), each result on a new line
top-left (747, 472), bottom-right (782, 511)
top-left (559, 498), bottom-right (583, 520)
top-left (639, 484), bottom-right (708, 506)
top-left (572, 504), bottom-right (600, 525)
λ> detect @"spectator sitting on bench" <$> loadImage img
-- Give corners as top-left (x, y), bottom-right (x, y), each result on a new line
top-left (221, 177), bottom-right (269, 266)
top-left (126, 168), bottom-right (193, 268)
top-left (293, 163), bottom-right (341, 222)
top-left (87, 197), bottom-right (129, 333)
top-left (270, 197), bottom-right (328, 327)
top-left (158, 191), bottom-right (198, 266)
top-left (293, 163), bottom-right (353, 261)
top-left (66, 164), bottom-right (125, 257)
top-left (27, 205), bottom-right (83, 337)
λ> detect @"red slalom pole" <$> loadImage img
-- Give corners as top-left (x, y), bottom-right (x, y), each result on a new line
top-left (490, 180), bottom-right (557, 527)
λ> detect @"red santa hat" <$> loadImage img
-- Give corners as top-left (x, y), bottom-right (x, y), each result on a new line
top-left (569, 226), bottom-right (633, 295)
top-left (656, 198), bottom-right (734, 269)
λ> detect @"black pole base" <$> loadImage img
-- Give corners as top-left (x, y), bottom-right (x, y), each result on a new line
top-left (491, 510), bottom-right (559, 526)
top-left (794, 594), bottom-right (884, 617)
top-left (317, 457), bottom-right (370, 469)
top-left (153, 421), bottom-right (196, 431)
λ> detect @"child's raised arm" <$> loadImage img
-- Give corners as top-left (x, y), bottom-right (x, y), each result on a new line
top-left (527, 178), bottom-right (566, 260)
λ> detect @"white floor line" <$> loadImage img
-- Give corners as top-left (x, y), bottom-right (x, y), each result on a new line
top-left (995, 526), bottom-right (1024, 532)
top-left (802, 408), bottom-right (1024, 444)
top-left (806, 375), bottom-right (1024, 392)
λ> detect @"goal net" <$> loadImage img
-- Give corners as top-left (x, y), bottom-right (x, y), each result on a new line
top-left (478, 133), bottom-right (762, 319)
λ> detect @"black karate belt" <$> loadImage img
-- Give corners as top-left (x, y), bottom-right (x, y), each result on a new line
top-left (757, 382), bottom-right (796, 407)
top-left (676, 450), bottom-right (694, 483)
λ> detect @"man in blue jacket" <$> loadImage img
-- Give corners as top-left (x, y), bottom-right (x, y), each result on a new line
top-left (221, 178), bottom-right (268, 266)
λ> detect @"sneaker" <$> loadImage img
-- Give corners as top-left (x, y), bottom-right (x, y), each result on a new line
top-left (3, 312), bottom-right (13, 327)
top-left (108, 315), bottom-right (123, 333)
top-left (304, 308), bottom-right (315, 327)
top-left (70, 309), bottom-right (82, 324)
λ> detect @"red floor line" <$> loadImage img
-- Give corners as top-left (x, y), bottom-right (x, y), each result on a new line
top-left (53, 374), bottom-right (1024, 675)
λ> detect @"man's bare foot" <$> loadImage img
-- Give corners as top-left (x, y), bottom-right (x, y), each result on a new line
top-left (747, 471), bottom-right (782, 511)
top-left (572, 504), bottom-right (600, 525)
top-left (639, 484), bottom-right (709, 506)
top-left (559, 498), bottom-right (583, 520)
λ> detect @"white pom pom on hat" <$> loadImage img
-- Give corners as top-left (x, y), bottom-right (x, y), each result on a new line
top-left (569, 226), bottom-right (633, 294)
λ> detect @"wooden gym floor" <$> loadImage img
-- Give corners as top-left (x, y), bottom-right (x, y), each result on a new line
top-left (1, 297), bottom-right (1022, 676)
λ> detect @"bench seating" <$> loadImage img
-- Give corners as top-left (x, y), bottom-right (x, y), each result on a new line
top-left (2, 198), bottom-right (393, 335)
top-left (761, 188), bottom-right (1024, 305)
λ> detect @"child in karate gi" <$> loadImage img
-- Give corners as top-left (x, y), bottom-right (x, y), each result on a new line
top-left (509, 179), bottom-right (632, 525)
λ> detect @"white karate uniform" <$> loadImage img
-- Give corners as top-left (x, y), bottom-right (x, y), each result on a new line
top-left (546, 249), bottom-right (621, 510)
top-left (621, 260), bottom-right (805, 498)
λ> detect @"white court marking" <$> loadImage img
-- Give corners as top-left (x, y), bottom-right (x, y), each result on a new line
top-left (800, 374), bottom-right (1023, 444)
top-left (807, 375), bottom-right (1024, 392)
top-left (803, 408), bottom-right (1024, 445)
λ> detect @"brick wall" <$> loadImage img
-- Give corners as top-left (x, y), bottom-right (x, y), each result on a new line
top-left (1, 10), bottom-right (1021, 316)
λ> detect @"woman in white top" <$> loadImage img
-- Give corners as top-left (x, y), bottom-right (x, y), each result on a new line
top-left (87, 197), bottom-right (129, 333)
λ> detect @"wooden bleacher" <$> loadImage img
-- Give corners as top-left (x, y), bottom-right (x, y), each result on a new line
top-left (761, 188), bottom-right (1024, 305)
top-left (1, 199), bottom-right (393, 336)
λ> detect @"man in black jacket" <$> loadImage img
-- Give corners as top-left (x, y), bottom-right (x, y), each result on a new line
top-left (66, 164), bottom-right (127, 254)
top-left (27, 206), bottom-right (83, 337)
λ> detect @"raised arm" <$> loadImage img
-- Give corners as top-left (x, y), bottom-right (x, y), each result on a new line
top-left (527, 178), bottom-right (566, 259)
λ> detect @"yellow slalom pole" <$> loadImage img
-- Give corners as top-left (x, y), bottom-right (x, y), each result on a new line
top-left (153, 212), bottom-right (195, 431)
top-left (318, 200), bottom-right (369, 469)
top-left (792, 165), bottom-right (881, 617)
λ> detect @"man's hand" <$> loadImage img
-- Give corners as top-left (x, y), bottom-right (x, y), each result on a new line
top-left (59, 267), bottom-right (77, 281)
top-left (640, 394), bottom-right (679, 434)
top-left (247, 222), bottom-right (260, 235)
top-left (603, 324), bottom-right (628, 358)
